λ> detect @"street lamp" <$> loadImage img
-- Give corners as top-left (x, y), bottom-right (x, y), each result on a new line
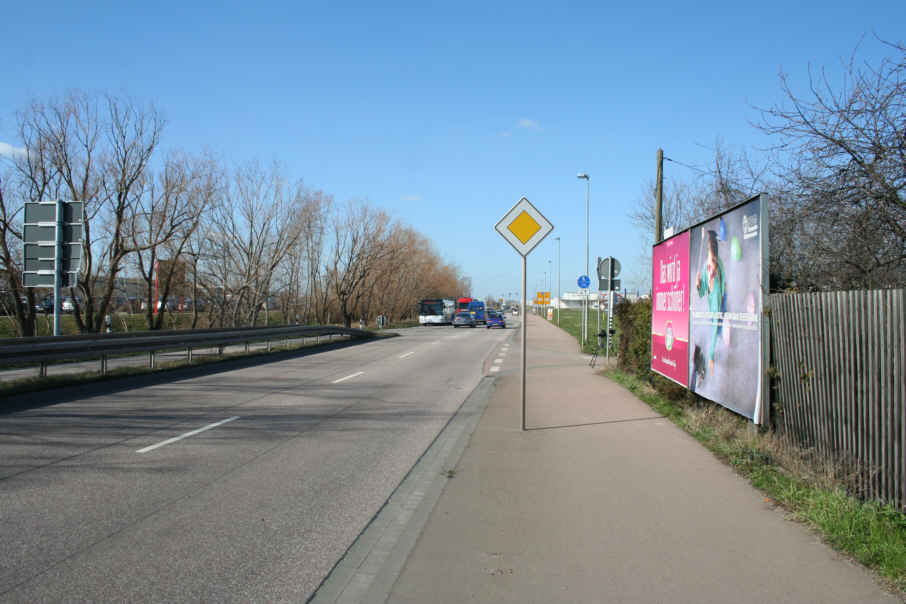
top-left (554, 236), bottom-right (561, 326)
top-left (577, 172), bottom-right (590, 346)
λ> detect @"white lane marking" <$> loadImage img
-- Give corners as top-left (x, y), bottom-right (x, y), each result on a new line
top-left (399, 351), bottom-right (415, 359)
top-left (493, 358), bottom-right (503, 365)
top-left (137, 416), bottom-right (240, 454)
top-left (490, 366), bottom-right (501, 373)
top-left (332, 371), bottom-right (364, 384)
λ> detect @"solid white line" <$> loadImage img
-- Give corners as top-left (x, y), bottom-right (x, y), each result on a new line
top-left (399, 351), bottom-right (415, 359)
top-left (332, 371), bottom-right (364, 384)
top-left (137, 416), bottom-right (240, 454)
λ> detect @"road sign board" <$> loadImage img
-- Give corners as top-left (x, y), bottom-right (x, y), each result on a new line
top-left (23, 200), bottom-right (84, 290)
top-left (578, 275), bottom-right (590, 288)
top-left (495, 197), bottom-right (554, 257)
top-left (598, 256), bottom-right (621, 279)
top-left (23, 272), bottom-right (79, 287)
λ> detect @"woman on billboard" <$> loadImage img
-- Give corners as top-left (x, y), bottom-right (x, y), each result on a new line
top-left (695, 229), bottom-right (727, 376)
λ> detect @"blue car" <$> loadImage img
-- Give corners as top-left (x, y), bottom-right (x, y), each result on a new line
top-left (486, 310), bottom-right (506, 329)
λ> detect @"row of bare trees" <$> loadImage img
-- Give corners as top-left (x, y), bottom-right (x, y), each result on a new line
top-left (0, 92), bottom-right (469, 336)
top-left (632, 38), bottom-right (906, 292)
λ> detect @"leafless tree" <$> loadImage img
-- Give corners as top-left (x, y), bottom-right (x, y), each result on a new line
top-left (199, 161), bottom-right (306, 327)
top-left (326, 201), bottom-right (399, 328)
top-left (6, 92), bottom-right (164, 332)
top-left (131, 151), bottom-right (219, 329)
top-left (757, 38), bottom-right (906, 289)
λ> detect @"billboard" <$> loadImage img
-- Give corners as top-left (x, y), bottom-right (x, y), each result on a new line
top-left (688, 196), bottom-right (766, 422)
top-left (650, 194), bottom-right (769, 424)
top-left (651, 231), bottom-right (689, 386)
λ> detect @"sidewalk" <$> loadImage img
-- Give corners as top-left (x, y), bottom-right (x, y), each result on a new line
top-left (384, 313), bottom-right (897, 603)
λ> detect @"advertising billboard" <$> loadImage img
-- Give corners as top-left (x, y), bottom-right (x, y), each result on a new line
top-left (687, 196), bottom-right (766, 422)
top-left (651, 231), bottom-right (690, 386)
top-left (649, 194), bottom-right (769, 424)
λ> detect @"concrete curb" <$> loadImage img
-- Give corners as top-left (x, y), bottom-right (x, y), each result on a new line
top-left (309, 375), bottom-right (497, 604)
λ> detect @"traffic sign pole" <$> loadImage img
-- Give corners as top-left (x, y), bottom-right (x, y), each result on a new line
top-left (53, 199), bottom-right (63, 336)
top-left (495, 196), bottom-right (554, 432)
top-left (521, 255), bottom-right (527, 431)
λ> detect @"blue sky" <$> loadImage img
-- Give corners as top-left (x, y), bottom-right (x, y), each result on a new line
top-left (2, 1), bottom-right (904, 300)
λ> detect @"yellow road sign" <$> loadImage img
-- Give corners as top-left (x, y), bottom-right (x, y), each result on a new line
top-left (495, 197), bottom-right (553, 257)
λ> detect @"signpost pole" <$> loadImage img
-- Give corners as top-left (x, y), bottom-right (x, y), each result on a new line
top-left (606, 258), bottom-right (615, 361)
top-left (53, 199), bottom-right (63, 337)
top-left (521, 255), bottom-right (527, 432)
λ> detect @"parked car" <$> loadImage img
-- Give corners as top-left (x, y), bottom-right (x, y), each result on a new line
top-left (486, 310), bottom-right (506, 329)
top-left (452, 311), bottom-right (476, 328)
top-left (61, 296), bottom-right (77, 312)
top-left (35, 297), bottom-right (54, 313)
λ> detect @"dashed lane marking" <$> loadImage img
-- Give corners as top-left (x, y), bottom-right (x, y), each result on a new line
top-left (137, 416), bottom-right (240, 454)
top-left (332, 371), bottom-right (365, 384)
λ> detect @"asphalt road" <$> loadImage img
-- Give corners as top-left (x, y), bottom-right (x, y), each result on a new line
top-left (0, 320), bottom-right (516, 602)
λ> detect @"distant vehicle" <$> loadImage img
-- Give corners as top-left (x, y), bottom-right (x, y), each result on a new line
top-left (452, 311), bottom-right (476, 328)
top-left (486, 310), bottom-right (506, 329)
top-left (61, 296), bottom-right (77, 312)
top-left (35, 297), bottom-right (54, 313)
top-left (456, 296), bottom-right (485, 324)
top-left (418, 298), bottom-right (455, 325)
top-left (512, 307), bottom-right (519, 316)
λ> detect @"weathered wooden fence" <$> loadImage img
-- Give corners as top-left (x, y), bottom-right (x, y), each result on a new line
top-left (769, 289), bottom-right (905, 509)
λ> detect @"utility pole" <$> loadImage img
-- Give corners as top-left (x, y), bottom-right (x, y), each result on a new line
top-left (655, 148), bottom-right (663, 243)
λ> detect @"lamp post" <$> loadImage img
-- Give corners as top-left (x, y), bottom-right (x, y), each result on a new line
top-left (554, 236), bottom-right (561, 326)
top-left (577, 172), bottom-right (590, 346)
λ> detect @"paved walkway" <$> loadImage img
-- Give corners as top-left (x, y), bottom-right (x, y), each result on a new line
top-left (384, 313), bottom-right (897, 603)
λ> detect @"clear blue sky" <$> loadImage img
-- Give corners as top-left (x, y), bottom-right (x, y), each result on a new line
top-left (2, 1), bottom-right (904, 300)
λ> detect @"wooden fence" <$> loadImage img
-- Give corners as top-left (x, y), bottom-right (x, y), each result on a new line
top-left (769, 289), bottom-right (905, 509)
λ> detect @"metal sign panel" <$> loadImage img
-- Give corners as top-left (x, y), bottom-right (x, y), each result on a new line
top-left (24, 203), bottom-right (57, 223)
top-left (24, 272), bottom-right (78, 287)
top-left (495, 197), bottom-right (554, 257)
top-left (24, 225), bottom-right (56, 243)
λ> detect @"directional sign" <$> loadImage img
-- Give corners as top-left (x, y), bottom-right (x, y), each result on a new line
top-left (495, 197), bottom-right (554, 257)
top-left (23, 200), bottom-right (84, 289)
top-left (578, 274), bottom-right (590, 289)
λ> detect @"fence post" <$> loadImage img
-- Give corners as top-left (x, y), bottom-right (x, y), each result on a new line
top-left (100, 355), bottom-right (108, 376)
top-left (187, 346), bottom-right (193, 364)
top-left (39, 361), bottom-right (47, 378)
top-left (149, 350), bottom-right (156, 369)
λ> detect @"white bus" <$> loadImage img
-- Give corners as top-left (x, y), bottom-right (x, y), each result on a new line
top-left (418, 298), bottom-right (455, 325)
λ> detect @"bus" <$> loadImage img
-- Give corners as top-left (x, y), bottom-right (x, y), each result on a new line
top-left (418, 298), bottom-right (455, 325)
top-left (456, 297), bottom-right (486, 324)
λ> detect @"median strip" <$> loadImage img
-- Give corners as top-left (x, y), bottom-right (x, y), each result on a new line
top-left (136, 416), bottom-right (240, 453)
top-left (332, 371), bottom-right (364, 384)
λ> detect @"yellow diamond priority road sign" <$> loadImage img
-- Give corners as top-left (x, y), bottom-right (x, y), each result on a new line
top-left (495, 197), bottom-right (553, 257)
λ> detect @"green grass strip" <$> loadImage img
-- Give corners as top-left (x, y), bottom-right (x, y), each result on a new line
top-left (606, 367), bottom-right (906, 595)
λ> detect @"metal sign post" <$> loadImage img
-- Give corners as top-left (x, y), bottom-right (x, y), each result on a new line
top-left (23, 200), bottom-right (84, 336)
top-left (495, 197), bottom-right (554, 431)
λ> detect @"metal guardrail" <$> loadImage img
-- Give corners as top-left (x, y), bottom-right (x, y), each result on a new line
top-left (0, 324), bottom-right (373, 377)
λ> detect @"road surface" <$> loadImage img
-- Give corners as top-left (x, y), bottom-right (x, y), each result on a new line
top-left (0, 321), bottom-right (515, 602)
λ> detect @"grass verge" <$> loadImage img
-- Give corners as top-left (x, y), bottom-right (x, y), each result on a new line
top-left (606, 367), bottom-right (906, 597)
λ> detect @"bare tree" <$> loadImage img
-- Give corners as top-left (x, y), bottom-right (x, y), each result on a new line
top-left (326, 201), bottom-right (398, 328)
top-left (131, 152), bottom-right (219, 329)
top-left (199, 161), bottom-right (306, 327)
top-left (8, 91), bottom-right (164, 332)
top-left (757, 39), bottom-right (906, 289)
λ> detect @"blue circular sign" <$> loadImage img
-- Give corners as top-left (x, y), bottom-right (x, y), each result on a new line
top-left (578, 275), bottom-right (590, 288)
